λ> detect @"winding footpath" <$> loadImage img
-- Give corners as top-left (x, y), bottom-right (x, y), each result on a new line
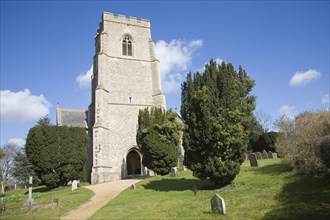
top-left (60, 178), bottom-right (142, 220)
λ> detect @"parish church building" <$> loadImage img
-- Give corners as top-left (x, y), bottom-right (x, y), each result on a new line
top-left (56, 12), bottom-right (166, 184)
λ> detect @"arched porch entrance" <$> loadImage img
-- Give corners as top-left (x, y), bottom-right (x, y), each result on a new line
top-left (126, 149), bottom-right (142, 176)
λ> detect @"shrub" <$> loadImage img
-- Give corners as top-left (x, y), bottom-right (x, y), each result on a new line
top-left (276, 109), bottom-right (330, 175)
top-left (317, 135), bottom-right (330, 169)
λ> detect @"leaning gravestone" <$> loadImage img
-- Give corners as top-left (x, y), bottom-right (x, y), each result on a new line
top-left (262, 150), bottom-right (268, 159)
top-left (211, 194), bottom-right (226, 215)
top-left (249, 153), bottom-right (258, 167)
top-left (268, 151), bottom-right (273, 158)
top-left (72, 180), bottom-right (79, 191)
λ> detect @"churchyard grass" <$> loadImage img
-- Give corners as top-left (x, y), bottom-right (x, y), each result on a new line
top-left (90, 158), bottom-right (330, 219)
top-left (1, 184), bottom-right (94, 220)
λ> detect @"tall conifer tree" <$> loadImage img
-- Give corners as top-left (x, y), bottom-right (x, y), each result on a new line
top-left (181, 60), bottom-right (256, 186)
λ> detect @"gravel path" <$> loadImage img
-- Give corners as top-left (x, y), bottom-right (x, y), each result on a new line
top-left (60, 178), bottom-right (142, 220)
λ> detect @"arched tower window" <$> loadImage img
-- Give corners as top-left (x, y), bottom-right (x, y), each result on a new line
top-left (122, 35), bottom-right (132, 56)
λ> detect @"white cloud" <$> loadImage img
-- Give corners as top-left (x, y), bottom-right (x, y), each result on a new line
top-left (278, 105), bottom-right (297, 119)
top-left (155, 39), bottom-right (203, 93)
top-left (76, 65), bottom-right (93, 88)
top-left (289, 69), bottom-right (321, 87)
top-left (321, 93), bottom-right (329, 104)
top-left (162, 73), bottom-right (183, 94)
top-left (8, 138), bottom-right (25, 147)
top-left (0, 89), bottom-right (51, 123)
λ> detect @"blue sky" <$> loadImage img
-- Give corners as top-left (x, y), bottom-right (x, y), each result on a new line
top-left (1, 1), bottom-right (329, 147)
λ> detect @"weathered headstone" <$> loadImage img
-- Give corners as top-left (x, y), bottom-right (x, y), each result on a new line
top-left (211, 194), bottom-right (226, 215)
top-left (262, 150), bottom-right (268, 159)
top-left (272, 152), bottom-right (278, 159)
top-left (149, 170), bottom-right (155, 176)
top-left (267, 151), bottom-right (273, 158)
top-left (131, 184), bottom-right (136, 190)
top-left (72, 180), bottom-right (79, 191)
top-left (256, 152), bottom-right (262, 160)
top-left (245, 151), bottom-right (252, 161)
top-left (171, 167), bottom-right (178, 176)
top-left (249, 153), bottom-right (258, 167)
top-left (143, 167), bottom-right (148, 176)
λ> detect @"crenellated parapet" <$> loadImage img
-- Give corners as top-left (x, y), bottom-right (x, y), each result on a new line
top-left (102, 12), bottom-right (150, 28)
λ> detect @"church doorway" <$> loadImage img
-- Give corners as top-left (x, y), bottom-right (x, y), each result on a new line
top-left (126, 149), bottom-right (142, 176)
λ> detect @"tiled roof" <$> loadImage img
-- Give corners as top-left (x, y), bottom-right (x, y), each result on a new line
top-left (56, 107), bottom-right (88, 128)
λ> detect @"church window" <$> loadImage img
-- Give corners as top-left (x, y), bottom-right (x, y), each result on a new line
top-left (122, 35), bottom-right (132, 56)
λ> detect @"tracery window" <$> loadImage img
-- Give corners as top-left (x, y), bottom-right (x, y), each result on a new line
top-left (122, 35), bottom-right (132, 56)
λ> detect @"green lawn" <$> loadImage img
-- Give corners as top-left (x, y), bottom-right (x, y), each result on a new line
top-left (1, 184), bottom-right (94, 220)
top-left (90, 159), bottom-right (330, 219)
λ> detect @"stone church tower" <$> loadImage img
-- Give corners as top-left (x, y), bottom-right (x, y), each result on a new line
top-left (88, 12), bottom-right (166, 184)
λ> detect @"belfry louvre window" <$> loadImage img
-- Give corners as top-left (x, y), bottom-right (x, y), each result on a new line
top-left (122, 35), bottom-right (132, 56)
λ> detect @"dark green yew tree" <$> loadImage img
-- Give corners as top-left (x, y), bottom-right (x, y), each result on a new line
top-left (137, 108), bottom-right (181, 175)
top-left (250, 131), bottom-right (278, 152)
top-left (25, 126), bottom-right (87, 189)
top-left (181, 60), bottom-right (256, 187)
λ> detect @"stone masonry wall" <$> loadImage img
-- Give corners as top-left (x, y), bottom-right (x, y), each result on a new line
top-left (89, 12), bottom-right (166, 184)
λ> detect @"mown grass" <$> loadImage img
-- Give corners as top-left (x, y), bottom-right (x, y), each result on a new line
top-left (1, 183), bottom-right (94, 220)
top-left (90, 159), bottom-right (330, 219)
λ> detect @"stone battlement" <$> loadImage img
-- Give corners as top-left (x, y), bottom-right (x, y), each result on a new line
top-left (102, 12), bottom-right (150, 28)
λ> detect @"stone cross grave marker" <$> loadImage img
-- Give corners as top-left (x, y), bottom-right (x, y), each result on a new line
top-left (211, 194), bottom-right (226, 215)
top-left (72, 180), bottom-right (79, 191)
top-left (249, 153), bottom-right (258, 167)
top-left (23, 176), bottom-right (37, 208)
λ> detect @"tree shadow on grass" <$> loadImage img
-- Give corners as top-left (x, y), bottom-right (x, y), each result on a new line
top-left (141, 177), bottom-right (217, 192)
top-left (258, 163), bottom-right (292, 176)
top-left (24, 186), bottom-right (50, 194)
top-left (263, 174), bottom-right (330, 219)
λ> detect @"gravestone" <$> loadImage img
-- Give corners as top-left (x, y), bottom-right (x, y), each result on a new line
top-left (143, 167), bottom-right (148, 176)
top-left (171, 167), bottom-right (178, 176)
top-left (245, 151), bottom-right (252, 161)
top-left (131, 184), bottom-right (136, 190)
top-left (267, 151), bottom-right (273, 158)
top-left (249, 153), bottom-right (258, 167)
top-left (262, 150), bottom-right (268, 159)
top-left (23, 176), bottom-right (37, 208)
top-left (272, 152), bottom-right (278, 158)
top-left (256, 152), bottom-right (262, 160)
top-left (149, 170), bottom-right (155, 176)
top-left (211, 194), bottom-right (226, 215)
top-left (72, 180), bottom-right (79, 191)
